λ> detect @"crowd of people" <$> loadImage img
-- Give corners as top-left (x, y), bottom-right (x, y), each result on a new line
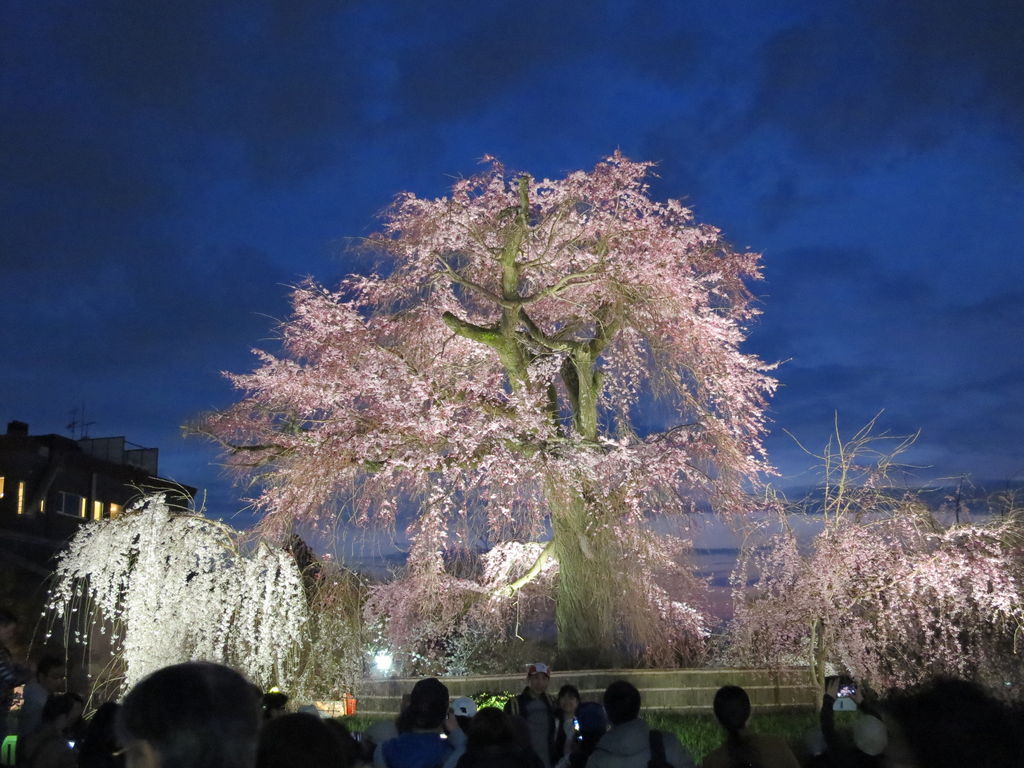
top-left (3, 608), bottom-right (1023, 768)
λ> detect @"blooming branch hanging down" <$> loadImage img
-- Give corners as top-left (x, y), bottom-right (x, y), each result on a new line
top-left (47, 494), bottom-right (308, 696)
top-left (731, 513), bottom-right (1024, 696)
top-left (729, 419), bottom-right (1024, 697)
top-left (199, 152), bottom-right (776, 663)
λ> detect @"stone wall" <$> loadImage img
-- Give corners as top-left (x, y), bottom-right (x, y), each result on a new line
top-left (319, 667), bottom-right (817, 718)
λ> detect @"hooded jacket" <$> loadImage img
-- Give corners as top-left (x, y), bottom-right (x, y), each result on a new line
top-left (587, 719), bottom-right (695, 768)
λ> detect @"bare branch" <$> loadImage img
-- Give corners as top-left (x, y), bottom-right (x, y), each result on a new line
top-left (519, 265), bottom-right (603, 304)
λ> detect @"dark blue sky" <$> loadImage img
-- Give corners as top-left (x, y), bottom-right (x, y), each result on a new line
top-left (3, 0), bottom-right (1023, 523)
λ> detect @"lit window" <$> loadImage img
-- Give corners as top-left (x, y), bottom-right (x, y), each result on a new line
top-left (92, 500), bottom-right (103, 521)
top-left (39, 496), bottom-right (45, 513)
top-left (16, 482), bottom-right (25, 514)
top-left (109, 503), bottom-right (122, 519)
top-left (79, 496), bottom-right (86, 518)
top-left (0, 476), bottom-right (5, 498)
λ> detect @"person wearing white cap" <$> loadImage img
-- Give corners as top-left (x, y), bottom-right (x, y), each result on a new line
top-left (504, 663), bottom-right (557, 768)
top-left (818, 677), bottom-right (886, 767)
top-left (451, 697), bottom-right (477, 731)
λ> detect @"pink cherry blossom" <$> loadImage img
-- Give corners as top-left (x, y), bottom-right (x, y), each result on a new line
top-left (729, 422), bottom-right (1024, 697)
top-left (200, 152), bottom-right (776, 662)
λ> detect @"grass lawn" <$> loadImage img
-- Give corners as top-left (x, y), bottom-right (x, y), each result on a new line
top-left (645, 709), bottom-right (826, 763)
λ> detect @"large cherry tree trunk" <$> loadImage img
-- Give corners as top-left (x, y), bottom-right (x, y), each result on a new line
top-left (547, 480), bottom-right (625, 667)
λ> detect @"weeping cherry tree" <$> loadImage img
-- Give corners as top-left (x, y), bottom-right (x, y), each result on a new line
top-left (201, 152), bottom-right (775, 664)
top-left (47, 494), bottom-right (307, 696)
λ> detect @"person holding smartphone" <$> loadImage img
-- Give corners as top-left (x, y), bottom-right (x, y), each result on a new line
top-left (374, 678), bottom-right (465, 768)
top-left (553, 685), bottom-right (580, 760)
top-left (0, 609), bottom-right (30, 743)
top-left (819, 677), bottom-right (886, 767)
top-left (17, 693), bottom-right (83, 768)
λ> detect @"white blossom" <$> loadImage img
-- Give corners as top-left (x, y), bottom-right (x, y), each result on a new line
top-left (48, 494), bottom-right (308, 695)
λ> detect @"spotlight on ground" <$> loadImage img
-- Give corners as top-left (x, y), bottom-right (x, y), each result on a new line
top-left (374, 652), bottom-right (393, 674)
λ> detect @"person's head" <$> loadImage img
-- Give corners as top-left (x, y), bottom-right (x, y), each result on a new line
top-left (79, 702), bottom-right (125, 768)
top-left (37, 656), bottom-right (67, 694)
top-left (256, 713), bottom-right (351, 768)
top-left (262, 692), bottom-right (289, 720)
top-left (527, 663), bottom-right (550, 696)
top-left (466, 707), bottom-right (519, 751)
top-left (0, 608), bottom-right (17, 644)
top-left (712, 686), bottom-right (751, 734)
top-left (556, 685), bottom-right (580, 714)
top-left (119, 662), bottom-right (261, 768)
top-left (406, 677), bottom-right (450, 730)
top-left (602, 681), bottom-right (641, 726)
top-left (883, 677), bottom-right (1019, 768)
top-left (42, 692), bottom-right (84, 733)
top-left (575, 702), bottom-right (607, 737)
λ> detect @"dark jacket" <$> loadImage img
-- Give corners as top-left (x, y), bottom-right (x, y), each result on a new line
top-left (819, 696), bottom-right (885, 768)
top-left (553, 708), bottom-right (576, 760)
top-left (457, 742), bottom-right (545, 768)
top-left (505, 688), bottom-right (557, 764)
top-left (505, 689), bottom-right (556, 718)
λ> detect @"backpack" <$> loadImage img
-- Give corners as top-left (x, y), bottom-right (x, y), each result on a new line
top-left (648, 730), bottom-right (672, 768)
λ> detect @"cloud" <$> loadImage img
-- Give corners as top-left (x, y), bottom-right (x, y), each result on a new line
top-left (39, 0), bottom-right (366, 183)
top-left (388, 0), bottom-right (701, 122)
top-left (0, 103), bottom-right (180, 275)
top-left (747, 1), bottom-right (1024, 163)
top-left (869, 0), bottom-right (1024, 129)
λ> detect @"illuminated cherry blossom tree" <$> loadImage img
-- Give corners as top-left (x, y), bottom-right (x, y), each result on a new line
top-left (202, 153), bottom-right (776, 663)
top-left (47, 494), bottom-right (308, 696)
top-left (732, 513), bottom-right (1024, 695)
top-left (729, 419), bottom-right (1024, 695)
top-left (48, 494), bottom-right (365, 700)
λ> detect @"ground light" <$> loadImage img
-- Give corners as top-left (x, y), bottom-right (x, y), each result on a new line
top-left (374, 651), bottom-right (393, 675)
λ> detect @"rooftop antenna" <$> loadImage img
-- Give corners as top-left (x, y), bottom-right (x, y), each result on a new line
top-left (67, 403), bottom-right (95, 440)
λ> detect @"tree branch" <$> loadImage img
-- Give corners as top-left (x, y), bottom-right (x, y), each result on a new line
top-left (441, 312), bottom-right (502, 346)
top-left (519, 310), bottom-right (579, 352)
top-left (492, 539), bottom-right (556, 597)
top-left (435, 255), bottom-right (507, 306)
top-left (519, 266), bottom-right (602, 305)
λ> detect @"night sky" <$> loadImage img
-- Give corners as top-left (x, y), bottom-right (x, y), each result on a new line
top-left (4, 0), bottom-right (1023, 527)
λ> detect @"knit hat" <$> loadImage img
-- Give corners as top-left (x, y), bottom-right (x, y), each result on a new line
top-left (527, 663), bottom-right (550, 677)
top-left (575, 702), bottom-right (607, 734)
top-left (853, 714), bottom-right (888, 756)
top-left (409, 677), bottom-right (450, 725)
top-left (451, 697), bottom-right (477, 718)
